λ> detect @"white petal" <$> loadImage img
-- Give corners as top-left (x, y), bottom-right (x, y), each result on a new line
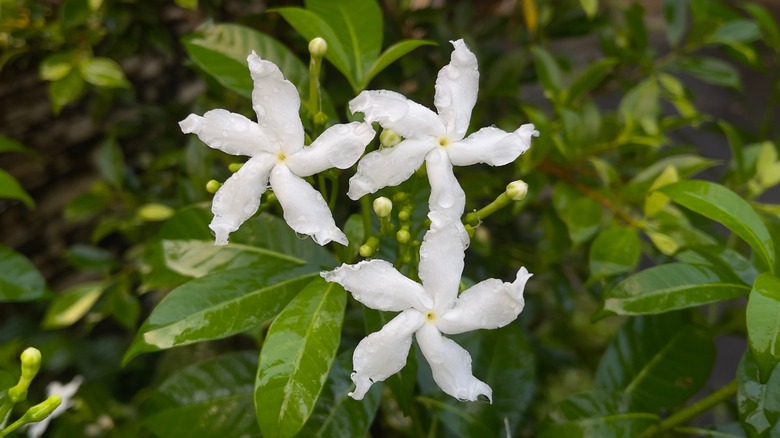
top-left (418, 210), bottom-right (468, 312)
top-left (349, 90), bottom-right (446, 139)
top-left (247, 51), bottom-right (304, 154)
top-left (425, 147), bottom-right (466, 217)
top-left (347, 137), bottom-right (436, 200)
top-left (210, 154), bottom-right (275, 245)
top-left (435, 39), bottom-right (479, 141)
top-left (436, 267), bottom-right (532, 335)
top-left (448, 124), bottom-right (538, 166)
top-left (416, 324), bottom-right (492, 402)
top-left (349, 309), bottom-right (425, 400)
top-left (270, 165), bottom-right (347, 246)
top-left (321, 260), bottom-right (432, 312)
top-left (286, 122), bottom-right (375, 177)
top-left (28, 376), bottom-right (84, 438)
top-left (179, 109), bottom-right (276, 156)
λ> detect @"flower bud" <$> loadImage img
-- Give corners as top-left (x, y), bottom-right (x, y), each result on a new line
top-left (505, 180), bottom-right (529, 201)
top-left (25, 395), bottom-right (62, 422)
top-left (20, 348), bottom-right (41, 380)
top-left (228, 163), bottom-right (243, 173)
top-left (313, 112), bottom-right (328, 126)
top-left (206, 179), bottom-right (222, 193)
top-left (359, 244), bottom-right (373, 258)
top-left (396, 229), bottom-right (411, 244)
top-left (137, 203), bottom-right (174, 222)
top-left (379, 129), bottom-right (401, 148)
top-left (308, 37), bottom-right (328, 58)
top-left (373, 197), bottom-right (393, 218)
top-left (392, 192), bottom-right (407, 203)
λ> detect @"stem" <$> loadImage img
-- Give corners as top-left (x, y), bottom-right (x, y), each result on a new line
top-left (328, 175), bottom-right (339, 210)
top-left (360, 196), bottom-right (372, 238)
top-left (308, 56), bottom-right (322, 117)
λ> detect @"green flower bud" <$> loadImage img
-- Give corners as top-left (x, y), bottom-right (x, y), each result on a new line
top-left (206, 179), bottom-right (222, 193)
top-left (25, 395), bottom-right (62, 422)
top-left (228, 163), bottom-right (243, 173)
top-left (396, 229), bottom-right (411, 244)
top-left (379, 129), bottom-right (401, 148)
top-left (20, 348), bottom-right (41, 380)
top-left (359, 244), bottom-right (373, 258)
top-left (373, 197), bottom-right (393, 218)
top-left (313, 112), bottom-right (328, 126)
top-left (308, 37), bottom-right (328, 58)
top-left (137, 203), bottom-right (175, 222)
top-left (505, 180), bottom-right (529, 201)
top-left (392, 192), bottom-right (407, 203)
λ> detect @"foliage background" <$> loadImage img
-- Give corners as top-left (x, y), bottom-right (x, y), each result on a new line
top-left (1, 0), bottom-right (780, 436)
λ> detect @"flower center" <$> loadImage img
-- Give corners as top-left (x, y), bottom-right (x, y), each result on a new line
top-left (438, 136), bottom-right (450, 148)
top-left (276, 151), bottom-right (287, 163)
top-left (425, 311), bottom-right (437, 323)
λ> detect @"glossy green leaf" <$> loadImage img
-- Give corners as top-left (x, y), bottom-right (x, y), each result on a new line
top-left (95, 138), bottom-right (124, 188)
top-left (530, 46), bottom-right (563, 101)
top-left (142, 351), bottom-right (259, 437)
top-left (255, 277), bottom-right (346, 438)
top-left (163, 240), bottom-right (307, 278)
top-left (42, 282), bottom-right (104, 329)
top-left (538, 391), bottom-right (659, 437)
top-left (0, 169), bottom-right (34, 207)
top-left (660, 180), bottom-right (776, 272)
top-left (708, 19), bottom-right (761, 44)
top-left (48, 68), bottom-right (84, 114)
top-left (597, 263), bottom-right (750, 319)
top-left (663, 0), bottom-right (688, 46)
top-left (299, 350), bottom-right (381, 437)
top-left (272, 7), bottom-right (355, 89)
top-left (746, 273), bottom-right (780, 378)
top-left (40, 52), bottom-right (74, 81)
top-left (0, 134), bottom-right (31, 155)
top-left (123, 267), bottom-right (318, 364)
top-left (596, 313), bottom-right (715, 411)
top-left (182, 23), bottom-right (309, 98)
top-left (626, 154), bottom-right (718, 200)
top-left (363, 39), bottom-right (436, 88)
top-left (0, 244), bottom-right (46, 302)
top-left (676, 245), bottom-right (758, 286)
top-left (568, 58), bottom-right (616, 104)
top-left (589, 226), bottom-right (641, 280)
top-left (674, 57), bottom-right (740, 88)
top-left (79, 57), bottom-right (130, 88)
top-left (305, 0), bottom-right (382, 85)
top-left (744, 3), bottom-right (780, 50)
top-left (552, 182), bottom-right (603, 245)
top-left (737, 349), bottom-right (780, 436)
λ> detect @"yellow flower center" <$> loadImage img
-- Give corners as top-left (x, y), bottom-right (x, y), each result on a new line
top-left (276, 151), bottom-right (287, 163)
top-left (438, 137), bottom-right (450, 148)
top-left (425, 311), bottom-right (437, 322)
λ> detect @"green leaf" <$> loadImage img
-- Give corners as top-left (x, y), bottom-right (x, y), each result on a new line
top-left (597, 263), bottom-right (750, 319)
top-left (182, 23), bottom-right (309, 98)
top-left (141, 351), bottom-right (259, 438)
top-left (578, 0), bottom-right (598, 19)
top-left (163, 240), bottom-right (308, 278)
top-left (626, 154), bottom-right (718, 200)
top-left (0, 169), bottom-right (34, 207)
top-left (123, 267), bottom-right (318, 364)
top-left (744, 3), bottom-right (780, 50)
top-left (746, 273), bottom-right (780, 378)
top-left (663, 0), bottom-right (689, 46)
top-left (95, 137), bottom-right (124, 188)
top-left (708, 19), bottom-right (761, 45)
top-left (299, 350), bottom-right (381, 437)
top-left (589, 226), bottom-right (641, 280)
top-left (568, 58), bottom-right (616, 104)
top-left (339, 214), bottom-right (364, 264)
top-left (737, 349), bottom-right (780, 436)
top-left (255, 277), bottom-right (346, 438)
top-left (676, 245), bottom-right (759, 286)
top-left (0, 134), bottom-right (31, 154)
top-left (42, 282), bottom-right (104, 329)
top-left (64, 244), bottom-right (116, 271)
top-left (660, 180), bottom-right (776, 272)
top-left (48, 69), bottom-right (84, 114)
top-left (618, 78), bottom-right (659, 133)
top-left (0, 244), bottom-right (46, 302)
top-left (552, 182), bottom-right (603, 245)
top-left (674, 57), bottom-right (740, 88)
top-left (363, 39), bottom-right (436, 89)
top-left (78, 57), bottom-right (130, 88)
top-left (272, 7), bottom-right (355, 90)
top-left (305, 0), bottom-right (382, 86)
top-left (40, 52), bottom-right (74, 81)
top-left (174, 0), bottom-right (197, 10)
top-left (538, 391), bottom-right (659, 437)
top-left (417, 396), bottom-right (493, 434)
top-left (530, 46), bottom-right (563, 101)
top-left (595, 313), bottom-right (715, 411)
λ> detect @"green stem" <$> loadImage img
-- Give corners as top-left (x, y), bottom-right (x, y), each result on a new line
top-left (328, 175), bottom-right (339, 210)
top-left (308, 56), bottom-right (322, 117)
top-left (360, 196), bottom-right (372, 238)
top-left (464, 193), bottom-right (512, 226)
top-left (640, 380), bottom-right (738, 437)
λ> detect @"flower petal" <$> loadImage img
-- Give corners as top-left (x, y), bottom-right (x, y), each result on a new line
top-left (425, 147), bottom-right (466, 217)
top-left (448, 124), bottom-right (538, 166)
top-left (434, 39), bottom-right (479, 141)
top-left (349, 90), bottom-right (446, 139)
top-left (179, 109), bottom-right (276, 156)
top-left (321, 260), bottom-right (432, 312)
top-left (347, 137), bottom-right (436, 200)
top-left (286, 122), bottom-right (375, 177)
top-left (416, 324), bottom-right (492, 402)
top-left (437, 267), bottom-right (533, 335)
top-left (418, 210), bottom-right (468, 312)
top-left (247, 51), bottom-right (304, 154)
top-left (349, 309), bottom-right (425, 400)
top-left (210, 154), bottom-right (275, 245)
top-left (270, 164), bottom-right (347, 246)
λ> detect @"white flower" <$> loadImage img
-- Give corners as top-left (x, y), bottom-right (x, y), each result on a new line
top-left (321, 213), bottom-right (532, 401)
top-left (26, 376), bottom-right (83, 438)
top-left (347, 39), bottom-right (539, 218)
top-left (180, 51), bottom-right (375, 246)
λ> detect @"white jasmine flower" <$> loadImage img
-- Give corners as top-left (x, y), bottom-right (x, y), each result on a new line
top-left (26, 376), bottom-right (83, 438)
top-left (321, 212), bottom-right (532, 401)
top-left (347, 39), bottom-right (539, 217)
top-left (180, 51), bottom-right (375, 246)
